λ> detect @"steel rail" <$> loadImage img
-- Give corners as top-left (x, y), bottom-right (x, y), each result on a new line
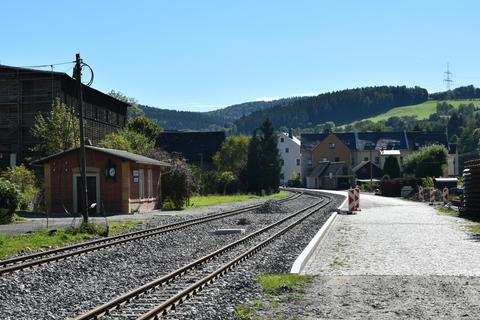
top-left (72, 194), bottom-right (331, 320)
top-left (138, 195), bottom-right (332, 320)
top-left (0, 192), bottom-right (301, 275)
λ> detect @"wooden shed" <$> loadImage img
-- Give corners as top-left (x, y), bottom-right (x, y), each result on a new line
top-left (33, 146), bottom-right (170, 214)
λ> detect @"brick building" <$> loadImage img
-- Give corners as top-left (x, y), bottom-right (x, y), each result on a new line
top-left (33, 146), bottom-right (170, 214)
top-left (0, 64), bottom-right (129, 169)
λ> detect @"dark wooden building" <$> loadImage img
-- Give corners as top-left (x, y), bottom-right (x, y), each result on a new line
top-left (0, 64), bottom-right (129, 169)
top-left (157, 130), bottom-right (226, 170)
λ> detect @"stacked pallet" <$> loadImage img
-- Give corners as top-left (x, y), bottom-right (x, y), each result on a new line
top-left (461, 159), bottom-right (480, 215)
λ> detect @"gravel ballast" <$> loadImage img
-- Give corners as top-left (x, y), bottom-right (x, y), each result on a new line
top-left (0, 193), bottom-right (323, 320)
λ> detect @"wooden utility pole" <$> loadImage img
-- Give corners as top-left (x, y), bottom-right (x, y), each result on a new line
top-left (75, 53), bottom-right (89, 224)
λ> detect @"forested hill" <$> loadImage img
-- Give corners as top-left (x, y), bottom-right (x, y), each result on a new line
top-left (234, 86), bottom-right (428, 133)
top-left (141, 105), bottom-right (226, 130)
top-left (205, 97), bottom-right (305, 121)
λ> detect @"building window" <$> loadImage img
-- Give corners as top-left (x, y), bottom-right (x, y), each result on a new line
top-left (296, 159), bottom-right (300, 166)
top-left (375, 157), bottom-right (380, 164)
top-left (334, 157), bottom-right (340, 162)
top-left (139, 169), bottom-right (145, 199)
top-left (364, 157), bottom-right (369, 161)
top-left (285, 148), bottom-right (289, 153)
top-left (147, 169), bottom-right (153, 198)
top-left (308, 159), bottom-right (312, 167)
top-left (328, 142), bottom-right (336, 149)
top-left (280, 137), bottom-right (284, 143)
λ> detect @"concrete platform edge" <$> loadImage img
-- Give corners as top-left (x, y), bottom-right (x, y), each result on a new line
top-left (290, 193), bottom-right (347, 274)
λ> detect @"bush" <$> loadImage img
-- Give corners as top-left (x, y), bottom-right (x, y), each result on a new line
top-left (1, 165), bottom-right (39, 210)
top-left (0, 179), bottom-right (21, 224)
top-left (403, 145), bottom-right (448, 178)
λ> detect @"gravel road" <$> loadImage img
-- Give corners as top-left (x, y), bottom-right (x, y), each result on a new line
top-left (257, 193), bottom-right (480, 320)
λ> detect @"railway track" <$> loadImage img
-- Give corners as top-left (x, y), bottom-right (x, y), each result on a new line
top-left (0, 192), bottom-right (301, 275)
top-left (73, 193), bottom-right (332, 320)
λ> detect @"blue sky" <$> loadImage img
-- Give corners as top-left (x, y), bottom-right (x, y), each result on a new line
top-left (1, 1), bottom-right (479, 111)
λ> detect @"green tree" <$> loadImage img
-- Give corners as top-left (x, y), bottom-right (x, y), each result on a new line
top-left (436, 102), bottom-right (454, 115)
top-left (127, 115), bottom-right (163, 141)
top-left (162, 158), bottom-right (196, 209)
top-left (30, 98), bottom-right (80, 157)
top-left (403, 144), bottom-right (448, 178)
top-left (217, 171), bottom-right (236, 195)
top-left (0, 179), bottom-right (20, 224)
top-left (108, 90), bottom-right (143, 119)
top-left (258, 118), bottom-right (281, 193)
top-left (1, 165), bottom-right (39, 210)
top-left (98, 129), bottom-right (154, 153)
top-left (213, 135), bottom-right (250, 174)
top-left (383, 156), bottom-right (401, 179)
top-left (246, 130), bottom-right (262, 193)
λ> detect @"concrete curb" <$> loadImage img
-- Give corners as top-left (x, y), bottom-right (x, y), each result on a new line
top-left (290, 193), bottom-right (347, 274)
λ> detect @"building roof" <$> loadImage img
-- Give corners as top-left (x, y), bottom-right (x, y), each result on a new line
top-left (279, 132), bottom-right (301, 145)
top-left (352, 160), bottom-right (381, 172)
top-left (406, 132), bottom-right (448, 150)
top-left (301, 133), bottom-right (356, 151)
top-left (380, 150), bottom-right (401, 156)
top-left (308, 161), bottom-right (352, 178)
top-left (0, 64), bottom-right (130, 114)
top-left (157, 131), bottom-right (226, 163)
top-left (32, 146), bottom-right (171, 166)
top-left (356, 131), bottom-right (408, 150)
top-left (302, 131), bottom-right (450, 152)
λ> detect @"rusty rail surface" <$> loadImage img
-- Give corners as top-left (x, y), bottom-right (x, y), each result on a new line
top-left (0, 192), bottom-right (301, 275)
top-left (73, 193), bottom-right (332, 320)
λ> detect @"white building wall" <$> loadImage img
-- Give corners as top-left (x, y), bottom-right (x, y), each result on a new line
top-left (278, 133), bottom-right (301, 185)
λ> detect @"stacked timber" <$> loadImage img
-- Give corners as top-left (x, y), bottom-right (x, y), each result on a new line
top-left (461, 159), bottom-right (480, 215)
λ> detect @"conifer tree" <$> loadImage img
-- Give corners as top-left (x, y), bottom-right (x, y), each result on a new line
top-left (246, 130), bottom-right (262, 193)
top-left (258, 118), bottom-right (281, 193)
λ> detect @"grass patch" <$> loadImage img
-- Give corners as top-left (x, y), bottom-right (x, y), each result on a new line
top-left (235, 304), bottom-right (258, 320)
top-left (257, 274), bottom-right (313, 294)
top-left (235, 274), bottom-right (313, 319)
top-left (185, 191), bottom-right (289, 209)
top-left (341, 99), bottom-right (480, 127)
top-left (437, 207), bottom-right (480, 235)
top-left (0, 220), bottom-right (143, 258)
top-left (13, 215), bottom-right (27, 223)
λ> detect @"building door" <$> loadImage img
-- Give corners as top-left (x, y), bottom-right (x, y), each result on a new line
top-left (76, 176), bottom-right (97, 215)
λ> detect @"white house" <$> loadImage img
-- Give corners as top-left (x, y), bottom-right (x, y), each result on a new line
top-left (278, 129), bottom-right (301, 185)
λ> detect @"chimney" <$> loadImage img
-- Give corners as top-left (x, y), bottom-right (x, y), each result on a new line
top-left (288, 128), bottom-right (293, 139)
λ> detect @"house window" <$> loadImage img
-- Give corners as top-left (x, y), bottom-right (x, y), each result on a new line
top-left (308, 159), bottom-right (312, 167)
top-left (285, 148), bottom-right (289, 153)
top-left (334, 157), bottom-right (340, 162)
top-left (296, 159), bottom-right (300, 166)
top-left (139, 169), bottom-right (145, 199)
top-left (375, 157), bottom-right (380, 164)
top-left (280, 137), bottom-right (284, 143)
top-left (328, 143), bottom-right (336, 149)
top-left (147, 169), bottom-right (153, 198)
top-left (364, 157), bottom-right (369, 161)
